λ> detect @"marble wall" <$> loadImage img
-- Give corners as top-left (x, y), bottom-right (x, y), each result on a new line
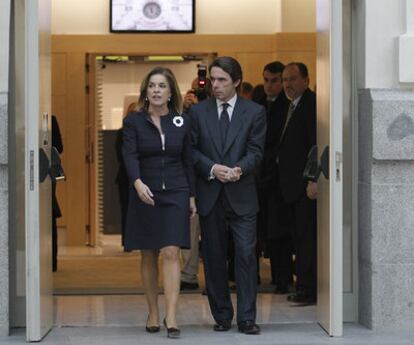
top-left (358, 89), bottom-right (414, 330)
top-left (0, 0), bottom-right (10, 336)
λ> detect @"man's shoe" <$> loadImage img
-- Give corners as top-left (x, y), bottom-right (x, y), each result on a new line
top-left (213, 320), bottom-right (232, 332)
top-left (288, 291), bottom-right (316, 305)
top-left (238, 321), bottom-right (260, 335)
top-left (180, 281), bottom-right (199, 291)
top-left (274, 284), bottom-right (288, 294)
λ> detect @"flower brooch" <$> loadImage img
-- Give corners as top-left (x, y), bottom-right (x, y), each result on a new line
top-left (173, 115), bottom-right (184, 127)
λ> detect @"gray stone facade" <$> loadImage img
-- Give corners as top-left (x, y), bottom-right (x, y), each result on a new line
top-left (0, 93), bottom-right (9, 336)
top-left (0, 0), bottom-right (10, 336)
top-left (358, 89), bottom-right (414, 330)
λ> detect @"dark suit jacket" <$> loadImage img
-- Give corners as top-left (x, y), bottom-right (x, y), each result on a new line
top-left (277, 88), bottom-right (316, 204)
top-left (122, 110), bottom-right (195, 196)
top-left (190, 96), bottom-right (266, 216)
top-left (257, 91), bottom-right (289, 198)
top-left (256, 92), bottom-right (290, 239)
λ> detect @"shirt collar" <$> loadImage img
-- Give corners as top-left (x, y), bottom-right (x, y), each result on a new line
top-left (216, 93), bottom-right (238, 110)
top-left (291, 95), bottom-right (302, 108)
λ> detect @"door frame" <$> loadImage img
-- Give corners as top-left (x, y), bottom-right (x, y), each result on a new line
top-left (20, 1), bottom-right (357, 336)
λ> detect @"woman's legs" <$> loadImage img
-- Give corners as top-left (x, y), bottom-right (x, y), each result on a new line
top-left (161, 245), bottom-right (181, 328)
top-left (141, 249), bottom-right (160, 327)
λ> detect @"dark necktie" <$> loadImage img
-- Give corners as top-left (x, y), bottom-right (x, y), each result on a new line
top-left (280, 102), bottom-right (295, 142)
top-left (219, 103), bottom-right (230, 148)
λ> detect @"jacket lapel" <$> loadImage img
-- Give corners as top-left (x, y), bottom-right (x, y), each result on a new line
top-left (223, 97), bottom-right (244, 155)
top-left (205, 99), bottom-right (222, 155)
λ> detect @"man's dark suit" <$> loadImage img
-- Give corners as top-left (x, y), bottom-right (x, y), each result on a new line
top-left (276, 88), bottom-right (317, 296)
top-left (190, 96), bottom-right (266, 324)
top-left (257, 92), bottom-right (293, 290)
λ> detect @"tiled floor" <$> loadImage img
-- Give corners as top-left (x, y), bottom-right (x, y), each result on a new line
top-left (53, 294), bottom-right (316, 327)
top-left (4, 234), bottom-right (406, 344)
top-left (3, 294), bottom-right (414, 344)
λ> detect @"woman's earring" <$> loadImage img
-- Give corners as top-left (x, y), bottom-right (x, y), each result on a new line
top-left (145, 97), bottom-right (148, 102)
top-left (168, 97), bottom-right (171, 102)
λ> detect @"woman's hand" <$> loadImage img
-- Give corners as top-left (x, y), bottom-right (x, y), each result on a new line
top-left (134, 179), bottom-right (155, 206)
top-left (189, 197), bottom-right (197, 218)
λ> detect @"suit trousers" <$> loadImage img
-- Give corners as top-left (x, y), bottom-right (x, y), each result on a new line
top-left (287, 194), bottom-right (317, 295)
top-left (181, 214), bottom-right (200, 284)
top-left (199, 191), bottom-right (257, 324)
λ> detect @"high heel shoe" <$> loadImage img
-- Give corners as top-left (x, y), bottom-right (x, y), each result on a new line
top-left (145, 315), bottom-right (160, 333)
top-left (163, 318), bottom-right (181, 339)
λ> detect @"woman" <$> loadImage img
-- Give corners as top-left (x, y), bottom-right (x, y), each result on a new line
top-left (122, 67), bottom-right (196, 338)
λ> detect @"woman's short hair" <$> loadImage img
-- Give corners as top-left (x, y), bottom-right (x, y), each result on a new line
top-left (138, 67), bottom-right (183, 114)
top-left (209, 56), bottom-right (243, 91)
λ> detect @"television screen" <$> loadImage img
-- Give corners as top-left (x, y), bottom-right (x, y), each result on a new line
top-left (110, 0), bottom-right (195, 33)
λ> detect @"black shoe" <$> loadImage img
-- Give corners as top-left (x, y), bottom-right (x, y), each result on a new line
top-left (213, 320), bottom-right (232, 332)
top-left (163, 318), bottom-right (180, 338)
top-left (288, 291), bottom-right (316, 305)
top-left (180, 281), bottom-right (199, 290)
top-left (274, 284), bottom-right (288, 294)
top-left (145, 315), bottom-right (160, 333)
top-left (238, 321), bottom-right (260, 335)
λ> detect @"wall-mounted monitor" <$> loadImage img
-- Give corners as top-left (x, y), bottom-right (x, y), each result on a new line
top-left (110, 0), bottom-right (195, 33)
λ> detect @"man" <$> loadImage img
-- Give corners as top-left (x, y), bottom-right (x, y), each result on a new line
top-left (277, 62), bottom-right (317, 304)
top-left (190, 56), bottom-right (266, 335)
top-left (181, 77), bottom-right (212, 291)
top-left (257, 61), bottom-right (293, 294)
top-left (240, 81), bottom-right (253, 100)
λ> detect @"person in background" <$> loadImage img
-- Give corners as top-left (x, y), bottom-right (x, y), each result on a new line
top-left (240, 81), bottom-right (253, 100)
top-left (277, 62), bottom-right (317, 305)
top-left (52, 114), bottom-right (63, 272)
top-left (122, 67), bottom-right (196, 338)
top-left (183, 77), bottom-right (212, 113)
top-left (180, 77), bottom-right (212, 291)
top-left (251, 84), bottom-right (265, 105)
top-left (116, 102), bottom-right (137, 251)
top-left (258, 61), bottom-right (293, 294)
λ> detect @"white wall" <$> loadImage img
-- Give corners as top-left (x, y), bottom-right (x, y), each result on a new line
top-left (51, 0), bottom-right (316, 34)
top-left (357, 0), bottom-right (414, 89)
top-left (0, 0), bottom-right (10, 92)
top-left (282, 0), bottom-right (315, 32)
top-left (99, 60), bottom-right (201, 129)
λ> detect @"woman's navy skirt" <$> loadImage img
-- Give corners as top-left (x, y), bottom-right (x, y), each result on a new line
top-left (124, 187), bottom-right (190, 250)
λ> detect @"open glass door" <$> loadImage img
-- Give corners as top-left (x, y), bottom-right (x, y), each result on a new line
top-left (316, 0), bottom-right (343, 336)
top-left (23, 0), bottom-right (53, 341)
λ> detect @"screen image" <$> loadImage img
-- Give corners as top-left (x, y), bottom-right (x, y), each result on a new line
top-left (110, 0), bottom-right (195, 33)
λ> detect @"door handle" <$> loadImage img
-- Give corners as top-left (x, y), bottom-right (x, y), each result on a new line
top-left (320, 146), bottom-right (329, 180)
top-left (303, 145), bottom-right (330, 182)
top-left (303, 145), bottom-right (320, 181)
top-left (49, 146), bottom-right (66, 182)
top-left (39, 148), bottom-right (50, 183)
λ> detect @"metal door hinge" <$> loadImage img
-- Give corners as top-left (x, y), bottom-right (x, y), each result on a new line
top-left (30, 150), bottom-right (34, 191)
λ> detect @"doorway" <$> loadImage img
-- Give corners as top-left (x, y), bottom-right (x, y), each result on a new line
top-left (13, 0), bottom-right (357, 341)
